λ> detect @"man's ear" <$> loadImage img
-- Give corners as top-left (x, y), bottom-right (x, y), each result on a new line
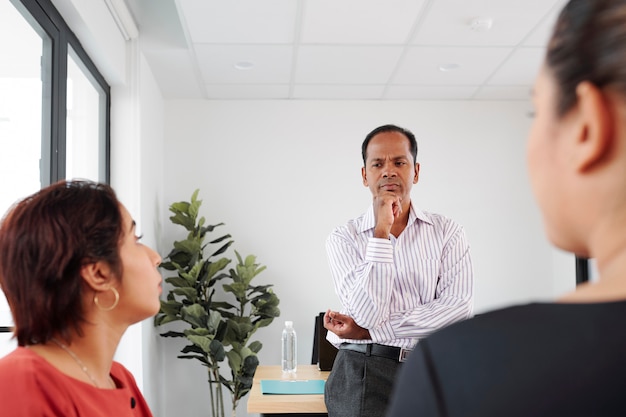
top-left (413, 163), bottom-right (420, 184)
top-left (80, 261), bottom-right (114, 292)
top-left (574, 81), bottom-right (614, 172)
top-left (362, 166), bottom-right (368, 187)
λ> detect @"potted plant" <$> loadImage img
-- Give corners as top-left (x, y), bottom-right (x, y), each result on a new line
top-left (155, 190), bottom-right (281, 417)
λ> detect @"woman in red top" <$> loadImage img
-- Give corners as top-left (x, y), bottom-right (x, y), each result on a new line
top-left (0, 180), bottom-right (162, 416)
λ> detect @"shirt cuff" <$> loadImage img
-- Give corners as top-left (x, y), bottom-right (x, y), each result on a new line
top-left (365, 237), bottom-right (394, 263)
top-left (367, 320), bottom-right (396, 343)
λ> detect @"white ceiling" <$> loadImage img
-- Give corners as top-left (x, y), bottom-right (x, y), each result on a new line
top-left (127, 0), bottom-right (567, 101)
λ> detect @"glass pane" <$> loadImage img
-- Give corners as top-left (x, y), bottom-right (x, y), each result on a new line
top-left (66, 47), bottom-right (107, 182)
top-left (0, 0), bottom-right (51, 333)
top-left (0, 1), bottom-right (49, 213)
top-left (0, 331), bottom-right (15, 359)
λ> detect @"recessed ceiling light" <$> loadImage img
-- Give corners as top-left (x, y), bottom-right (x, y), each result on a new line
top-left (438, 63), bottom-right (461, 72)
top-left (469, 17), bottom-right (493, 32)
top-left (234, 61), bottom-right (254, 70)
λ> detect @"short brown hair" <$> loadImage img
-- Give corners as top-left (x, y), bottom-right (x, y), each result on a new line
top-left (0, 180), bottom-right (124, 345)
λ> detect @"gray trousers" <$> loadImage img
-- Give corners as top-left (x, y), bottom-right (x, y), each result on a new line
top-left (324, 349), bottom-right (401, 417)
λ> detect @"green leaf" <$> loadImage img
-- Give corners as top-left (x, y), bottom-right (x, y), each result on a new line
top-left (164, 276), bottom-right (192, 288)
top-left (206, 258), bottom-right (231, 281)
top-left (181, 304), bottom-right (208, 328)
top-left (170, 201), bottom-right (190, 213)
top-left (209, 339), bottom-right (226, 362)
top-left (160, 330), bottom-right (185, 338)
top-left (154, 315), bottom-right (179, 326)
top-left (159, 261), bottom-right (177, 271)
top-left (208, 234), bottom-right (232, 244)
top-left (242, 354), bottom-right (259, 376)
top-left (189, 197), bottom-right (200, 221)
top-left (172, 287), bottom-right (198, 302)
top-left (173, 239), bottom-right (202, 258)
top-left (248, 340), bottom-right (262, 353)
top-left (244, 254), bottom-right (256, 267)
top-left (207, 310), bottom-right (222, 333)
top-left (226, 350), bottom-right (242, 372)
top-left (211, 301), bottom-right (236, 311)
top-left (190, 189), bottom-right (200, 202)
top-left (253, 317), bottom-right (276, 328)
top-left (223, 282), bottom-right (247, 298)
top-left (184, 327), bottom-right (214, 337)
top-left (210, 241), bottom-right (234, 257)
top-left (177, 354), bottom-right (209, 365)
top-left (169, 212), bottom-right (195, 231)
top-left (159, 299), bottom-right (182, 316)
top-left (187, 334), bottom-right (213, 354)
top-left (181, 343), bottom-right (208, 355)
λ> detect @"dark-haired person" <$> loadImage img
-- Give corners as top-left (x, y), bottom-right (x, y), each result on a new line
top-left (0, 180), bottom-right (162, 416)
top-left (387, 1), bottom-right (626, 416)
top-left (323, 124), bottom-right (474, 417)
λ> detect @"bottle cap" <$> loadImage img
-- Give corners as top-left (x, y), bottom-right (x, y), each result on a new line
top-left (285, 320), bottom-right (293, 327)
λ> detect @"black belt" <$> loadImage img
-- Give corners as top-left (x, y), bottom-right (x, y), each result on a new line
top-left (339, 343), bottom-right (412, 362)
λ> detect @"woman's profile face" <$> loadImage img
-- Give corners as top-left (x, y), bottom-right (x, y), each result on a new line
top-left (527, 66), bottom-right (574, 250)
top-left (114, 204), bottom-right (162, 323)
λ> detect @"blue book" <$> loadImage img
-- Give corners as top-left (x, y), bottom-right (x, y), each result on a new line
top-left (260, 379), bottom-right (326, 395)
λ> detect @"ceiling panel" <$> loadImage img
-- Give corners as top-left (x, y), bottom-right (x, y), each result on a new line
top-left (295, 46), bottom-right (403, 84)
top-left (293, 84), bottom-right (387, 100)
top-left (301, 0), bottom-right (426, 44)
top-left (487, 47), bottom-right (545, 86)
top-left (178, 0), bottom-right (297, 44)
top-left (385, 85), bottom-right (479, 100)
top-left (523, 0), bottom-right (567, 47)
top-left (205, 84), bottom-right (290, 99)
top-left (195, 44), bottom-right (293, 84)
top-left (412, 0), bottom-right (561, 46)
top-left (474, 86), bottom-right (532, 101)
top-left (393, 46), bottom-right (511, 85)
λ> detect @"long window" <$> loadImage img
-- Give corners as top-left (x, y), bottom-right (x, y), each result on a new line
top-left (0, 0), bottom-right (110, 347)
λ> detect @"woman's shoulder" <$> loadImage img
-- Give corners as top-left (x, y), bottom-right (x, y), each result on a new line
top-left (0, 346), bottom-right (49, 377)
top-left (433, 301), bottom-right (626, 336)
top-left (0, 347), bottom-right (75, 415)
top-left (420, 300), bottom-right (626, 359)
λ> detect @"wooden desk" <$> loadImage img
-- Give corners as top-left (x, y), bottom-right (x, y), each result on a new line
top-left (248, 365), bottom-right (329, 416)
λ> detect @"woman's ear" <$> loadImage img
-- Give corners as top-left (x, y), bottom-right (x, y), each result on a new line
top-left (574, 81), bottom-right (614, 172)
top-left (80, 261), bottom-right (114, 292)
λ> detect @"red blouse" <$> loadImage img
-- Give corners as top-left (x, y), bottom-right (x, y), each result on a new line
top-left (0, 347), bottom-right (153, 416)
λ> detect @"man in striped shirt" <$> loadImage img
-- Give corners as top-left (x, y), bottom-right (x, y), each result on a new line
top-left (323, 124), bottom-right (474, 417)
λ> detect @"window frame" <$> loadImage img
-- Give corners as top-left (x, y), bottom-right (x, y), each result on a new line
top-left (16, 0), bottom-right (111, 184)
top-left (1, 0), bottom-right (111, 332)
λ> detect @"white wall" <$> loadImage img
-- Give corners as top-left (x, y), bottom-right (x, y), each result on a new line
top-left (161, 99), bottom-right (576, 417)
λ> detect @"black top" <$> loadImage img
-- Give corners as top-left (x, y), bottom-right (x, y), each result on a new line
top-left (387, 302), bottom-right (626, 417)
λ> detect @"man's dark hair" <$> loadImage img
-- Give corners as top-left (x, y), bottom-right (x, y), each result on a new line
top-left (361, 124), bottom-right (418, 166)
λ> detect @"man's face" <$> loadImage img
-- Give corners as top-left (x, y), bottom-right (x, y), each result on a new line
top-left (361, 131), bottom-right (419, 201)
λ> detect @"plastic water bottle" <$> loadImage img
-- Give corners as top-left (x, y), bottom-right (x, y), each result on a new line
top-left (281, 320), bottom-right (297, 373)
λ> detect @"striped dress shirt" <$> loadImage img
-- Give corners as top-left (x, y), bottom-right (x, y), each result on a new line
top-left (326, 203), bottom-right (474, 349)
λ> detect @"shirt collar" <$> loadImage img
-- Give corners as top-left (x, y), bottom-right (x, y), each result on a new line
top-left (360, 202), bottom-right (433, 234)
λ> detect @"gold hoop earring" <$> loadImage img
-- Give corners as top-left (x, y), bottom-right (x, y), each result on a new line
top-left (94, 287), bottom-right (119, 311)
